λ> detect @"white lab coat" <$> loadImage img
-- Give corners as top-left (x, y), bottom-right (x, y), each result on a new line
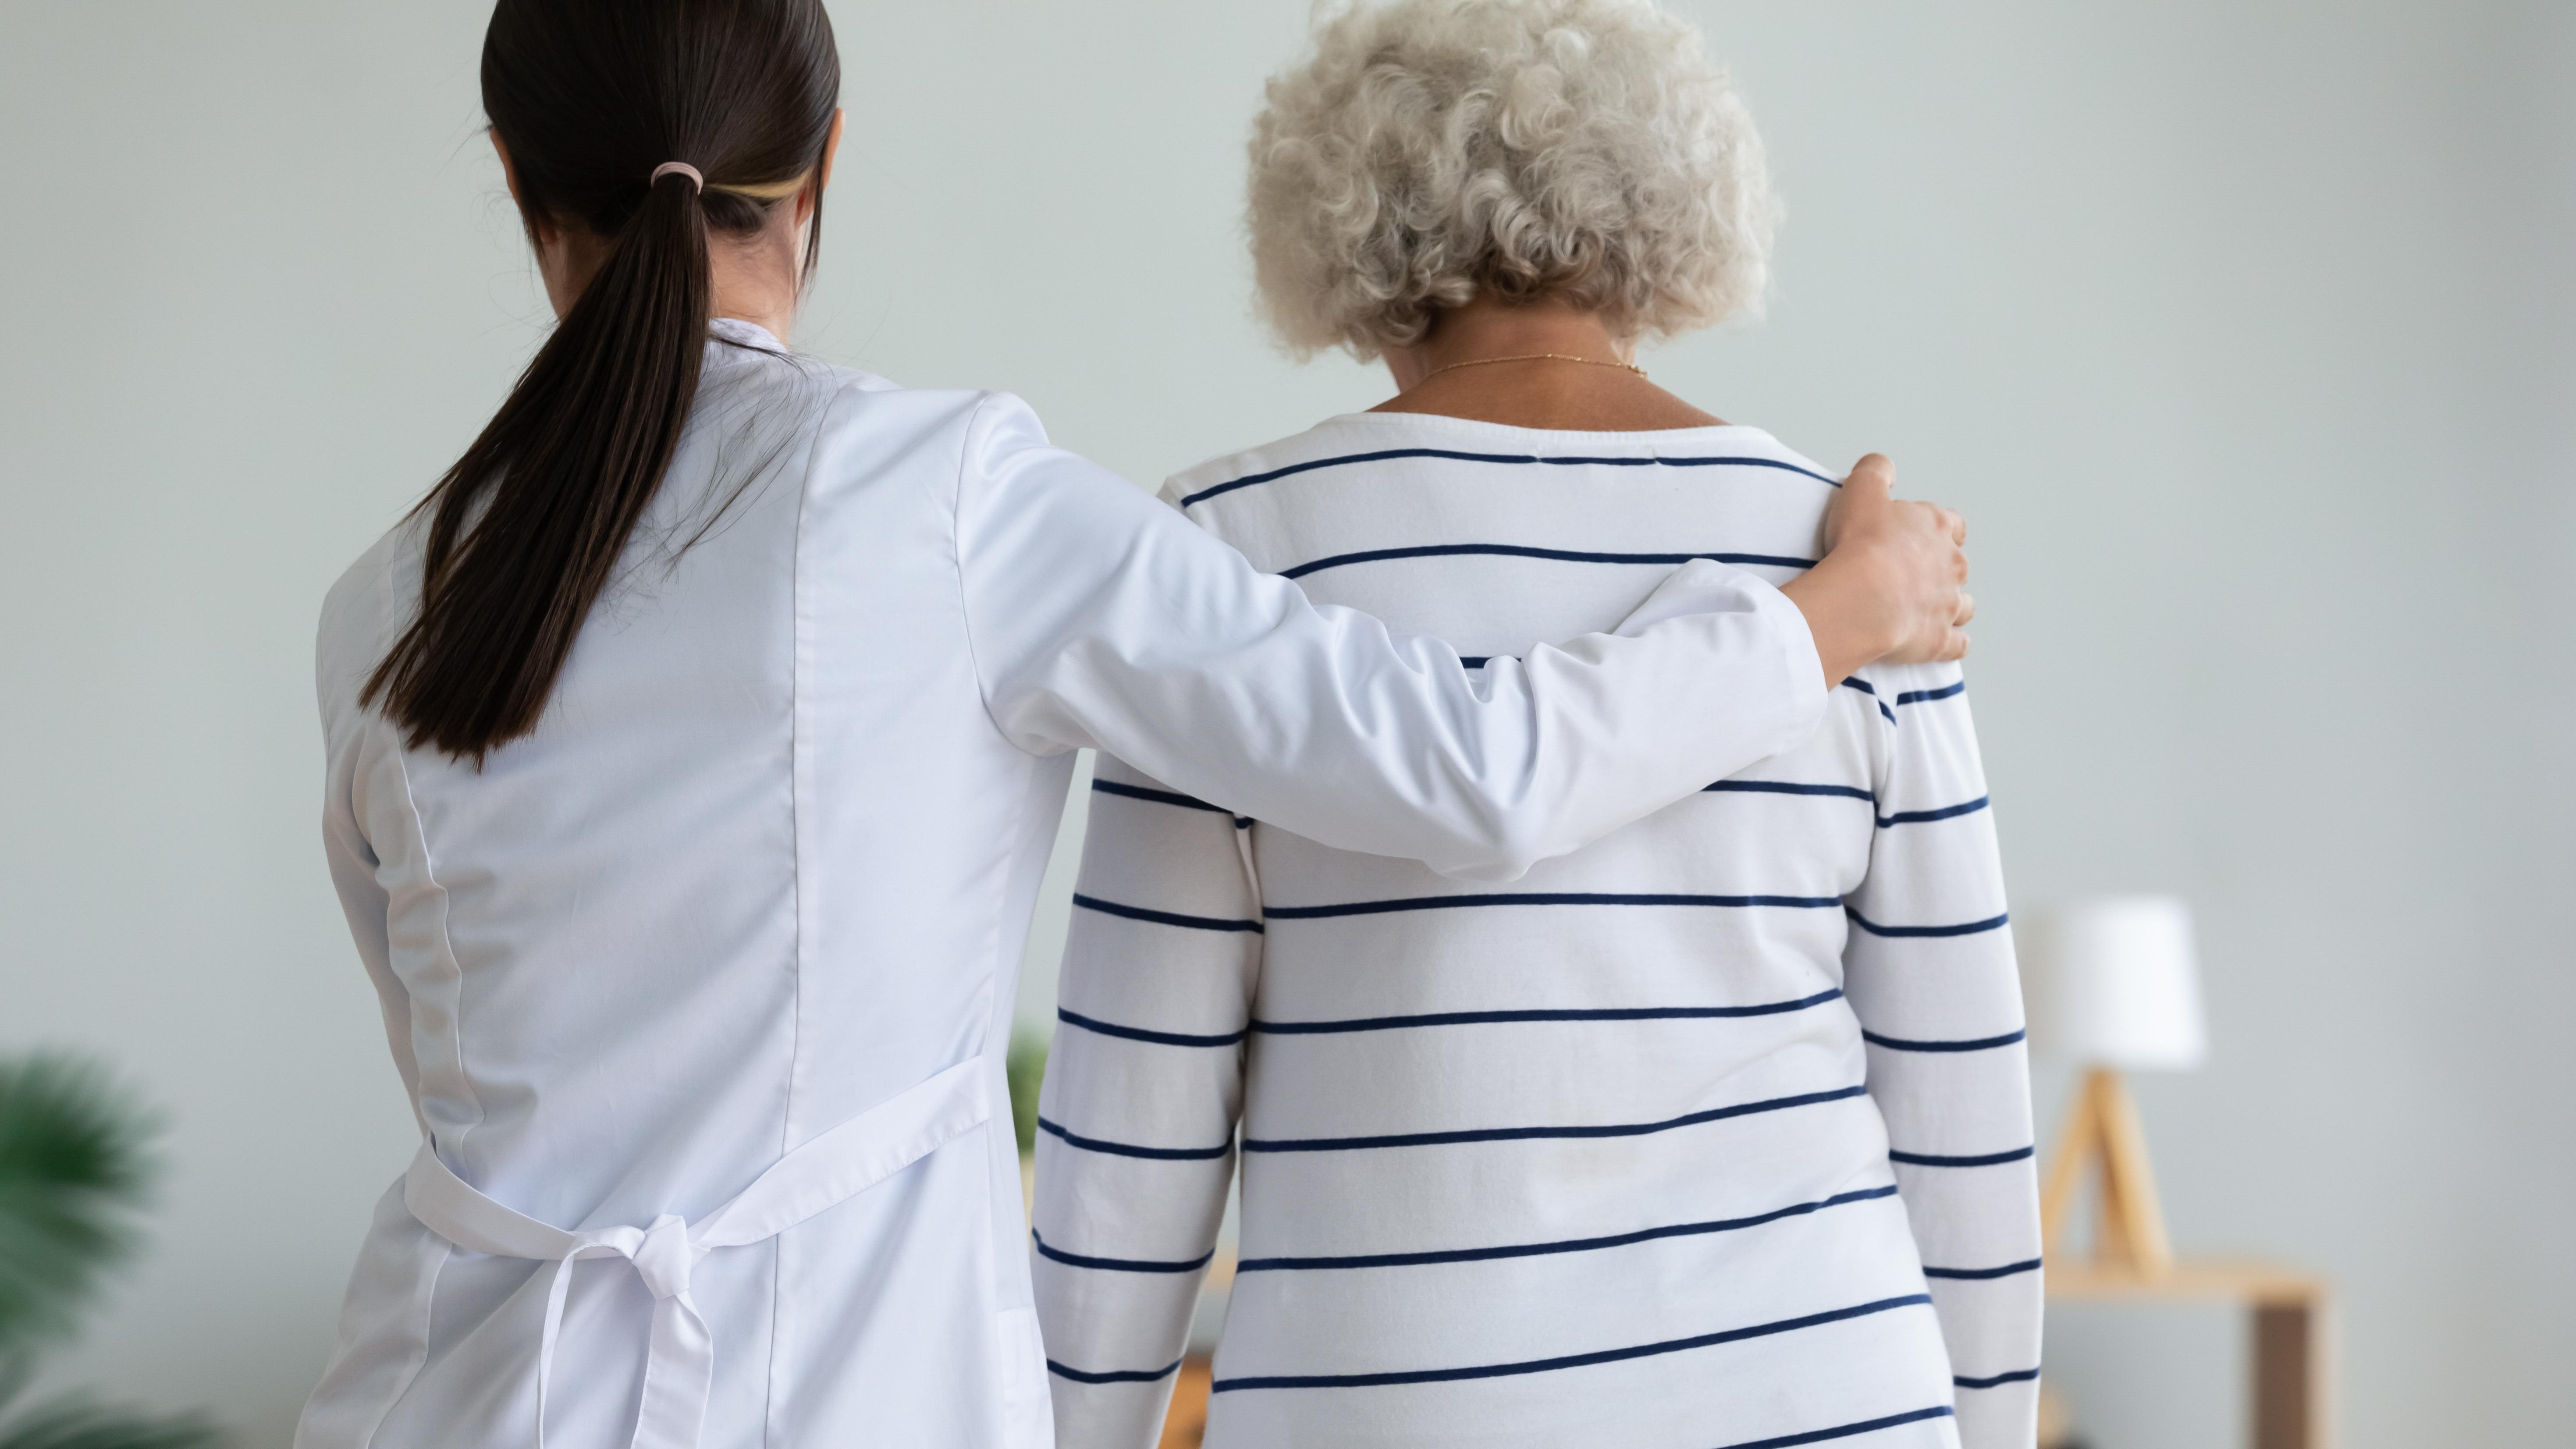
top-left (297, 321), bottom-right (1824, 1449)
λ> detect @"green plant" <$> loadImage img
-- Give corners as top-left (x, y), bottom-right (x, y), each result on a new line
top-left (1005, 1030), bottom-right (1049, 1157)
top-left (0, 1054), bottom-right (218, 1449)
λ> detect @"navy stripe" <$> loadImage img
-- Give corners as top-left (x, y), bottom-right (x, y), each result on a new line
top-left (1955, 1367), bottom-right (2043, 1390)
top-left (1897, 681), bottom-right (1966, 707)
top-left (1209, 1293), bottom-right (1930, 1392)
top-left (1047, 1356), bottom-right (1185, 1385)
top-left (1185, 448), bottom-right (1541, 506)
top-left (1251, 988), bottom-right (1844, 1037)
top-left (1707, 779), bottom-right (1877, 803)
top-left (1056, 1006), bottom-right (1245, 1048)
top-left (1889, 1145), bottom-right (2037, 1168)
top-left (1861, 1027), bottom-right (2026, 1054)
top-left (1548, 455), bottom-right (1837, 480)
top-left (1090, 778), bottom-right (1225, 814)
top-left (1072, 893), bottom-right (1265, 934)
top-left (1036, 1116), bottom-right (1231, 1161)
top-left (1922, 1257), bottom-right (2044, 1282)
top-left (1458, 655), bottom-right (1492, 669)
top-left (1267, 891), bottom-right (1844, 921)
top-left (1177, 448), bottom-right (1838, 508)
top-left (1713, 1406), bottom-right (1957, 1449)
top-left (1839, 678), bottom-right (1897, 724)
top-left (1876, 796), bottom-right (1990, 827)
top-left (1031, 1229), bottom-right (1215, 1275)
top-left (1844, 907), bottom-right (2011, 939)
top-left (1241, 1084), bottom-right (1867, 1154)
top-left (1234, 1184), bottom-right (1897, 1274)
top-left (1281, 543), bottom-right (1814, 582)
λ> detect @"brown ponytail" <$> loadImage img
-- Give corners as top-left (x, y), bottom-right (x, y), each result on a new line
top-left (363, 0), bottom-right (839, 760)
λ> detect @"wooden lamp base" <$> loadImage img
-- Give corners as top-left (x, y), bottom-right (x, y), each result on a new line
top-left (2041, 1066), bottom-right (2172, 1275)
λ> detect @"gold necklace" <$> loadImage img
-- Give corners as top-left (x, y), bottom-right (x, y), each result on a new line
top-left (1418, 352), bottom-right (1648, 383)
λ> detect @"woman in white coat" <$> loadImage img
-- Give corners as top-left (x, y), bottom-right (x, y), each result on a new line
top-left (295, 3), bottom-right (1972, 1448)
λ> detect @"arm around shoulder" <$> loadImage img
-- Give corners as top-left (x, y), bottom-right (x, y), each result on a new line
top-left (952, 395), bottom-right (1830, 881)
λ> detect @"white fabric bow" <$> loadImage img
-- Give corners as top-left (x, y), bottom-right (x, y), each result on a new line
top-left (404, 1058), bottom-right (990, 1449)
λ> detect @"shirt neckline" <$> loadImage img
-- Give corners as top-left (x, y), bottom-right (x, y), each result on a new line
top-left (1316, 408), bottom-right (1775, 448)
top-left (709, 316), bottom-right (789, 354)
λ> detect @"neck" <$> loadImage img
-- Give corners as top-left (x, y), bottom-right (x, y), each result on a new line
top-left (707, 224), bottom-right (805, 344)
top-left (1373, 295), bottom-right (1724, 431)
top-left (539, 214), bottom-right (808, 348)
top-left (1384, 296), bottom-right (1632, 391)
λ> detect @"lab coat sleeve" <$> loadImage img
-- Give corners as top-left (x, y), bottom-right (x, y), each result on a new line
top-left (316, 576), bottom-right (426, 1134)
top-left (952, 394), bottom-right (1828, 883)
top-left (1840, 662), bottom-right (2042, 1449)
top-left (1029, 757), bottom-right (1259, 1448)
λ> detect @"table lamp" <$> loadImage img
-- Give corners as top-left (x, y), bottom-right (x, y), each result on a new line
top-left (2021, 895), bottom-right (2207, 1279)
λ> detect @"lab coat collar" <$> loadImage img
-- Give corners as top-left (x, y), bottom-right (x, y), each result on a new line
top-left (709, 316), bottom-right (789, 355)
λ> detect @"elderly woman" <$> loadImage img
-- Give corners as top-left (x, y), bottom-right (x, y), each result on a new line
top-left (1030, 3), bottom-right (2037, 1448)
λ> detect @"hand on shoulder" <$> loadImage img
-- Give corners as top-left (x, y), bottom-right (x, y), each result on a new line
top-left (1780, 455), bottom-right (1974, 687)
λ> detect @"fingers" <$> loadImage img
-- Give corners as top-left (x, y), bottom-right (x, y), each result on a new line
top-left (1880, 630), bottom-right (1969, 665)
top-left (1823, 455), bottom-right (1892, 550)
top-left (1843, 453), bottom-right (1894, 493)
top-left (1838, 454), bottom-right (1893, 511)
top-left (1914, 501), bottom-right (1970, 581)
top-left (1816, 456), bottom-right (1984, 671)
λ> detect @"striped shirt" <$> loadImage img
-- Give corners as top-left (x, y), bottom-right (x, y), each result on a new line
top-left (1032, 412), bottom-right (2041, 1449)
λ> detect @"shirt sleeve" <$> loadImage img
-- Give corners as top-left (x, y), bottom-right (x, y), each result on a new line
top-left (1839, 662), bottom-right (2043, 1449)
top-left (1030, 758), bottom-right (1260, 1449)
top-left (952, 394), bottom-right (1827, 884)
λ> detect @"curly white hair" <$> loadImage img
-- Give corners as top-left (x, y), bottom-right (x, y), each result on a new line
top-left (1248, 0), bottom-right (1777, 361)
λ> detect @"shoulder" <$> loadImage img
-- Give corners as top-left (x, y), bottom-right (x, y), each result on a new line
top-left (704, 341), bottom-right (1025, 474)
top-left (1716, 430), bottom-right (1839, 488)
top-left (1164, 412), bottom-right (1843, 504)
top-left (801, 385), bottom-right (1169, 560)
top-left (789, 368), bottom-right (1054, 511)
top-left (1155, 414), bottom-right (1412, 543)
top-left (315, 513), bottom-right (428, 727)
top-left (1158, 413), bottom-right (1411, 508)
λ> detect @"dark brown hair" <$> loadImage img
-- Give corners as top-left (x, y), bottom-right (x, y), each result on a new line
top-left (364, 0), bottom-right (840, 760)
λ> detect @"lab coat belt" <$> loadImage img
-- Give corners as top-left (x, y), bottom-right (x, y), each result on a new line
top-left (401, 1056), bottom-right (992, 1449)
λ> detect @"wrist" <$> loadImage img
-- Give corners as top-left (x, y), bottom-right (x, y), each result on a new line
top-left (1780, 561), bottom-right (1897, 689)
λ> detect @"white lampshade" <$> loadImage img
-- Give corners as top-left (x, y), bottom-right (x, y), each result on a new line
top-left (2018, 895), bottom-right (2209, 1071)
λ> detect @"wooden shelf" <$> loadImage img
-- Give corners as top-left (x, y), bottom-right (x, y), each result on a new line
top-left (2047, 1258), bottom-right (2325, 1306)
top-left (2046, 1256), bottom-right (2332, 1449)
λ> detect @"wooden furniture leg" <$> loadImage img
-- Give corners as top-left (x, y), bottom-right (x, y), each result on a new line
top-left (2252, 1296), bottom-right (2326, 1449)
top-left (1158, 1357), bottom-right (1212, 1448)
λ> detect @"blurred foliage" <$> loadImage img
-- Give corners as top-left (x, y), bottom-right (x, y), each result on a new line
top-left (0, 1399), bottom-right (218, 1449)
top-left (1006, 1030), bottom-right (1049, 1157)
top-left (0, 1058), bottom-right (150, 1357)
top-left (0, 1053), bottom-right (220, 1449)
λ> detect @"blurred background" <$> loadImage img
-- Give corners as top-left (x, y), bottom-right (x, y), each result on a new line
top-left (2, 2), bottom-right (2569, 1445)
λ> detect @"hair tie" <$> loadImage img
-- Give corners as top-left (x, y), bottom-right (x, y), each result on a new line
top-left (650, 162), bottom-right (704, 193)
